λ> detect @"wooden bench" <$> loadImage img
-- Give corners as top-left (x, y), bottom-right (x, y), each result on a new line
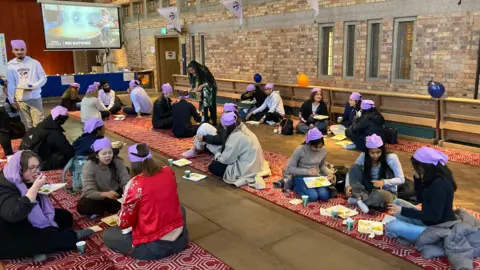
top-left (439, 98), bottom-right (480, 145)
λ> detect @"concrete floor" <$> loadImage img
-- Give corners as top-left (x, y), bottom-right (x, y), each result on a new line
top-left (45, 96), bottom-right (480, 269)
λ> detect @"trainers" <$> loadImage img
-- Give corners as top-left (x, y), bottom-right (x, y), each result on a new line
top-left (266, 120), bottom-right (275, 126)
top-left (181, 148), bottom-right (197, 158)
top-left (357, 200), bottom-right (370, 214)
top-left (347, 197), bottom-right (358, 205)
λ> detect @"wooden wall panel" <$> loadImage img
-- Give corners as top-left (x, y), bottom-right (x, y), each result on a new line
top-left (0, 0), bottom-right (74, 75)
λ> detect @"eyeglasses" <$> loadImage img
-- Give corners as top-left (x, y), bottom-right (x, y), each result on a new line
top-left (27, 165), bottom-right (42, 172)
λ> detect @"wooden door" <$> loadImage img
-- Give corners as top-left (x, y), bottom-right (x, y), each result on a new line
top-left (156, 37), bottom-right (180, 90)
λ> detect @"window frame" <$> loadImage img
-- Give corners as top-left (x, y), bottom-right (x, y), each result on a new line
top-left (366, 20), bottom-right (382, 81)
top-left (392, 17), bottom-right (417, 83)
top-left (190, 35), bottom-right (196, 61)
top-left (317, 24), bottom-right (335, 79)
top-left (343, 22), bottom-right (357, 79)
top-left (200, 34), bottom-right (205, 65)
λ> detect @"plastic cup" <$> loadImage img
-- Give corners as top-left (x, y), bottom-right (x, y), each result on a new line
top-left (347, 220), bottom-right (354, 232)
top-left (185, 170), bottom-right (191, 178)
top-left (301, 195), bottom-right (309, 207)
top-left (76, 241), bottom-right (86, 255)
top-left (168, 159), bottom-right (173, 167)
top-left (331, 211), bottom-right (339, 219)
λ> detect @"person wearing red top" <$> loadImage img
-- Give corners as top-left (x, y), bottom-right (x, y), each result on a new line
top-left (102, 143), bottom-right (188, 260)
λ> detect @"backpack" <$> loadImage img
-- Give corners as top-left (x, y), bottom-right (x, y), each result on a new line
top-left (333, 165), bottom-right (349, 193)
top-left (384, 126), bottom-right (398, 144)
top-left (280, 119), bottom-right (294, 135)
top-left (9, 116), bottom-right (26, 139)
top-left (19, 128), bottom-right (47, 154)
top-left (62, 156), bottom-right (87, 191)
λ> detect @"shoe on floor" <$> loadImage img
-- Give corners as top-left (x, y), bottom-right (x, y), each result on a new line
top-left (181, 148), bottom-right (197, 158)
top-left (357, 200), bottom-right (370, 214)
top-left (347, 197), bottom-right (358, 205)
top-left (266, 120), bottom-right (275, 126)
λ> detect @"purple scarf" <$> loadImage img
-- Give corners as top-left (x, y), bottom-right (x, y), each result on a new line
top-left (3, 151), bottom-right (58, 228)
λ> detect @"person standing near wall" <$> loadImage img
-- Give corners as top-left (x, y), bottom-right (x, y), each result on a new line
top-left (7, 40), bottom-right (47, 130)
top-left (187, 60), bottom-right (218, 126)
top-left (0, 76), bottom-right (14, 159)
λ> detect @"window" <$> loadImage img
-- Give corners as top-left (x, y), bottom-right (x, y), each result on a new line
top-left (122, 5), bottom-right (130, 18)
top-left (344, 24), bottom-right (356, 78)
top-left (133, 2), bottom-right (143, 16)
top-left (147, 0), bottom-right (159, 13)
top-left (319, 26), bottom-right (334, 77)
top-left (190, 35), bottom-right (196, 61)
top-left (367, 21), bottom-right (381, 79)
top-left (161, 0), bottom-right (177, 7)
top-left (393, 19), bottom-right (416, 80)
top-left (200, 34), bottom-right (205, 65)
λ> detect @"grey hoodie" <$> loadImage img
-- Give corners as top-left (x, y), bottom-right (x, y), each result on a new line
top-left (7, 56), bottom-right (47, 103)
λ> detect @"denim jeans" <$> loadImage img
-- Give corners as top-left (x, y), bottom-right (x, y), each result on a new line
top-left (385, 199), bottom-right (427, 243)
top-left (293, 176), bottom-right (330, 202)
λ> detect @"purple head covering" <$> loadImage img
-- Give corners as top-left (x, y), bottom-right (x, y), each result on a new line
top-left (305, 128), bottom-right (323, 143)
top-left (51, 106), bottom-right (68, 120)
top-left (3, 151), bottom-right (58, 229)
top-left (223, 103), bottom-right (238, 112)
top-left (413, 146), bottom-right (449, 166)
top-left (91, 138), bottom-right (112, 152)
top-left (83, 118), bottom-right (104, 134)
top-left (221, 112), bottom-right (237, 126)
top-left (162, 83), bottom-right (173, 94)
top-left (350, 92), bottom-right (362, 101)
top-left (311, 88), bottom-right (322, 93)
top-left (70, 83), bottom-right (80, 88)
top-left (86, 84), bottom-right (98, 93)
top-left (365, 134), bottom-right (384, 149)
top-left (11, 40), bottom-right (26, 49)
top-left (246, 84), bottom-right (256, 92)
top-left (128, 144), bottom-right (153, 163)
top-left (129, 80), bottom-right (140, 88)
top-left (265, 83), bottom-right (274, 90)
top-left (361, 100), bottom-right (375, 111)
top-left (93, 81), bottom-right (100, 88)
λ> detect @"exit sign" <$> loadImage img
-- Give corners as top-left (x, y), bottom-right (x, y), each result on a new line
top-left (161, 28), bottom-right (167, 35)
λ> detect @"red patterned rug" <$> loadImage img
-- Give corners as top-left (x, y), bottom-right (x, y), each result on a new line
top-left (0, 171), bottom-right (232, 270)
top-left (67, 111), bottom-right (480, 269)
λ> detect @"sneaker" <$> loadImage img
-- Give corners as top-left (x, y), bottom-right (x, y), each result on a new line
top-left (357, 200), bottom-right (370, 214)
top-left (347, 197), bottom-right (358, 205)
top-left (181, 148), bottom-right (197, 158)
top-left (266, 120), bottom-right (275, 126)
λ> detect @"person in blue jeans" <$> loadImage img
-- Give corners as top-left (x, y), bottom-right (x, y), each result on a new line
top-left (386, 147), bottom-right (457, 243)
top-left (274, 128), bottom-right (336, 201)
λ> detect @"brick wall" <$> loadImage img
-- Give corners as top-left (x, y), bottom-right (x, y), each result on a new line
top-left (114, 0), bottom-right (480, 98)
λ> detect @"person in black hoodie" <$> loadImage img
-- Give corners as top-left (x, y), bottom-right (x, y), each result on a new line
top-left (19, 106), bottom-right (74, 170)
top-left (181, 103), bottom-right (238, 158)
top-left (345, 100), bottom-right (385, 151)
top-left (171, 92), bottom-right (202, 138)
top-left (330, 92), bottom-right (362, 136)
top-left (296, 88), bottom-right (329, 134)
top-left (152, 83), bottom-right (173, 129)
top-left (239, 84), bottom-right (267, 119)
top-left (0, 150), bottom-right (93, 260)
top-left (386, 147), bottom-right (457, 243)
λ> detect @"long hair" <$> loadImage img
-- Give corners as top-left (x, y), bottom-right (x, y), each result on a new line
top-left (353, 100), bottom-right (361, 111)
top-left (88, 149), bottom-right (119, 183)
top-left (187, 60), bottom-right (215, 86)
top-left (130, 144), bottom-right (161, 177)
top-left (308, 89), bottom-right (324, 103)
top-left (411, 158), bottom-right (457, 191)
top-left (363, 145), bottom-right (392, 181)
top-left (20, 151), bottom-right (41, 174)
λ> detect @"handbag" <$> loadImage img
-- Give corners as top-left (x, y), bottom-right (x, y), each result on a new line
top-left (280, 119), bottom-right (294, 135)
top-left (384, 126), bottom-right (398, 144)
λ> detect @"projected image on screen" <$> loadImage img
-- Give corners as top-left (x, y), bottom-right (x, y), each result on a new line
top-left (41, 3), bottom-right (121, 50)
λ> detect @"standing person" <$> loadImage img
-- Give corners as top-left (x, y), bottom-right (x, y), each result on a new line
top-left (330, 92), bottom-right (362, 136)
top-left (81, 84), bottom-right (110, 122)
top-left (171, 92), bottom-right (202, 138)
top-left (239, 84), bottom-right (267, 120)
top-left (123, 80), bottom-right (153, 118)
top-left (103, 143), bottom-right (189, 260)
top-left (296, 88), bottom-right (329, 134)
top-left (98, 80), bottom-right (123, 114)
top-left (76, 138), bottom-right (130, 217)
top-left (187, 60), bottom-right (218, 125)
top-left (0, 78), bottom-right (13, 159)
top-left (344, 134), bottom-right (404, 213)
top-left (60, 83), bottom-right (81, 111)
top-left (7, 40), bottom-right (47, 130)
top-left (152, 83), bottom-right (174, 129)
top-left (386, 147), bottom-right (457, 243)
top-left (100, 10), bottom-right (113, 45)
top-left (245, 83), bottom-right (285, 125)
top-left (346, 100), bottom-right (385, 151)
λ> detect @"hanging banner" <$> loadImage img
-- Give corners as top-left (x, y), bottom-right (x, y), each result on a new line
top-left (222, 0), bottom-right (243, 25)
top-left (157, 7), bottom-right (181, 32)
top-left (0, 34), bottom-right (8, 77)
top-left (307, 0), bottom-right (319, 17)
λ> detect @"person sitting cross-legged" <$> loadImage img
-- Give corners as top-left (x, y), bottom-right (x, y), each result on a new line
top-left (245, 83), bottom-right (285, 125)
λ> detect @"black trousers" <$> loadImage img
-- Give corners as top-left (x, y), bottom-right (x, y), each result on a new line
top-left (0, 209), bottom-right (77, 259)
top-left (77, 197), bottom-right (121, 216)
top-left (173, 125), bottom-right (199, 138)
top-left (265, 112), bottom-right (283, 123)
top-left (208, 161), bottom-right (228, 178)
top-left (0, 107), bottom-right (13, 156)
top-left (153, 117), bottom-right (173, 129)
top-left (109, 96), bottom-right (124, 114)
top-left (42, 151), bottom-right (73, 171)
top-left (345, 128), bottom-right (367, 151)
top-left (202, 92), bottom-right (217, 126)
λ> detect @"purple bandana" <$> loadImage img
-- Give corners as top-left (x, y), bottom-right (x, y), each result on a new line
top-left (265, 83), bottom-right (274, 90)
top-left (83, 118), bottom-right (104, 134)
top-left (413, 146), bottom-right (449, 166)
top-left (350, 92), bottom-right (362, 101)
top-left (11, 40), bottom-right (26, 49)
top-left (311, 88), bottom-right (321, 93)
top-left (92, 138), bottom-right (112, 152)
top-left (246, 84), bottom-right (256, 92)
top-left (86, 84), bottom-right (98, 93)
top-left (221, 112), bottom-right (237, 126)
top-left (162, 83), bottom-right (173, 94)
top-left (128, 144), bottom-right (153, 163)
top-left (365, 134), bottom-right (384, 149)
top-left (70, 83), bottom-right (80, 88)
top-left (305, 128), bottom-right (323, 143)
top-left (223, 103), bottom-right (238, 112)
top-left (51, 106), bottom-right (68, 120)
top-left (361, 100), bottom-right (375, 110)
top-left (129, 80), bottom-right (140, 88)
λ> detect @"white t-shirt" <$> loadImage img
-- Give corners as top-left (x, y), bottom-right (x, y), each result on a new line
top-left (98, 89), bottom-right (115, 110)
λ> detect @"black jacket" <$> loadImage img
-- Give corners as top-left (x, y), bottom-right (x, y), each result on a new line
top-left (19, 116), bottom-right (74, 170)
top-left (241, 85), bottom-right (267, 108)
top-left (299, 100), bottom-right (329, 125)
top-left (0, 172), bottom-right (37, 236)
top-left (152, 96), bottom-right (173, 129)
top-left (341, 102), bottom-right (358, 128)
top-left (401, 173), bottom-right (456, 226)
top-left (350, 109), bottom-right (385, 138)
top-left (172, 99), bottom-right (202, 137)
top-left (72, 133), bottom-right (101, 156)
top-left (203, 124), bottom-right (227, 146)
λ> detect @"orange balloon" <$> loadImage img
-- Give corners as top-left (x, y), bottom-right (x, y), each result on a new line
top-left (297, 74), bottom-right (309, 87)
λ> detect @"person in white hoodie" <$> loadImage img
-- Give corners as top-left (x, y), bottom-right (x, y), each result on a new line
top-left (245, 83), bottom-right (285, 125)
top-left (7, 40), bottom-right (47, 130)
top-left (123, 80), bottom-right (153, 118)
